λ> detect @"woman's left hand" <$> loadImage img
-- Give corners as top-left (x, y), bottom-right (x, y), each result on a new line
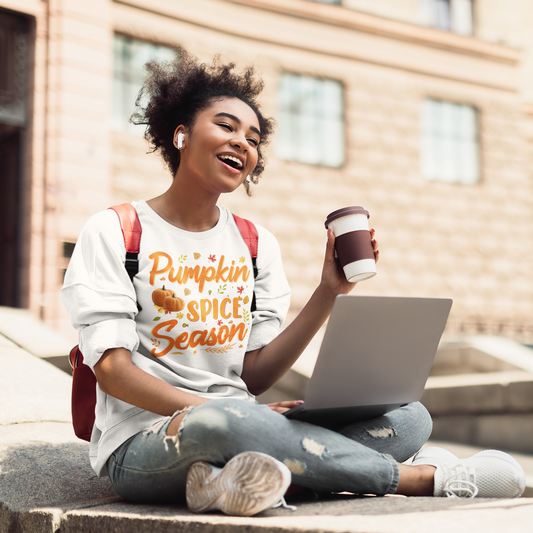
top-left (319, 228), bottom-right (379, 298)
top-left (267, 400), bottom-right (304, 414)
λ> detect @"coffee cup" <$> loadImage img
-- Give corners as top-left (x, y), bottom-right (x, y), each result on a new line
top-left (325, 206), bottom-right (377, 282)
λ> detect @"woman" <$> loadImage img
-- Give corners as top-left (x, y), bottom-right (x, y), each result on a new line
top-left (62, 49), bottom-right (524, 516)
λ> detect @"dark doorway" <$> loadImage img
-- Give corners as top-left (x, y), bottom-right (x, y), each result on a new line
top-left (0, 9), bottom-right (30, 307)
top-left (0, 124), bottom-right (21, 306)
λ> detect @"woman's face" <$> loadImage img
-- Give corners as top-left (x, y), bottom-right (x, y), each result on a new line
top-left (175, 97), bottom-right (261, 194)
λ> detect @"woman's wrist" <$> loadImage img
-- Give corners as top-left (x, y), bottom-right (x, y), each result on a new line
top-left (311, 284), bottom-right (339, 316)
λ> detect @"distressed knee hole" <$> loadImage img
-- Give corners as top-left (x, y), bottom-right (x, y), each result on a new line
top-left (302, 437), bottom-right (326, 457)
top-left (284, 459), bottom-right (307, 475)
top-left (367, 427), bottom-right (395, 438)
top-left (164, 406), bottom-right (195, 452)
top-left (224, 406), bottom-right (247, 419)
top-left (142, 418), bottom-right (167, 436)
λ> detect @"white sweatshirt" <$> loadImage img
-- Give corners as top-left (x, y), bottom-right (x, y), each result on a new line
top-left (61, 201), bottom-right (291, 476)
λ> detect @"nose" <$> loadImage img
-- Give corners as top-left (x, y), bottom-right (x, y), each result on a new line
top-left (229, 131), bottom-right (248, 152)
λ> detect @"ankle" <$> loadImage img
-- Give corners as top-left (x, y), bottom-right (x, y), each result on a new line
top-left (396, 464), bottom-right (436, 496)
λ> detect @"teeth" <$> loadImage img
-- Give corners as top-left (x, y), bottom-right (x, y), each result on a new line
top-left (219, 155), bottom-right (243, 169)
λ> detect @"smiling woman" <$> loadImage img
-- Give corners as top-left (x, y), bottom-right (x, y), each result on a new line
top-left (61, 48), bottom-right (523, 518)
top-left (130, 48), bottom-right (273, 196)
top-left (169, 98), bottom-right (261, 203)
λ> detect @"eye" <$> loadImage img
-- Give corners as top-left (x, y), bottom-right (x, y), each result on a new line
top-left (218, 122), bottom-right (233, 131)
top-left (247, 137), bottom-right (259, 147)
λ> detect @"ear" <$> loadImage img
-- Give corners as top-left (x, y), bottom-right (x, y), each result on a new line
top-left (173, 126), bottom-right (187, 149)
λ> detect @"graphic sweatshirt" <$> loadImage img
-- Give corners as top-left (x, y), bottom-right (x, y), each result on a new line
top-left (61, 201), bottom-right (291, 476)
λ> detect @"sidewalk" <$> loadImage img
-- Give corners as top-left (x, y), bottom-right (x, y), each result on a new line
top-left (1, 332), bottom-right (533, 533)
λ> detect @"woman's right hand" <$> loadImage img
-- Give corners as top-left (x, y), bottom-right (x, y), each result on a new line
top-left (266, 400), bottom-right (304, 414)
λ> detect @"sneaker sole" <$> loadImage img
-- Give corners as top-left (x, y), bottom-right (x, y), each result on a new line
top-left (186, 452), bottom-right (292, 516)
top-left (471, 450), bottom-right (526, 498)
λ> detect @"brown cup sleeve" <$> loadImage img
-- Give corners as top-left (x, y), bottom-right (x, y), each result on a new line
top-left (335, 230), bottom-right (375, 266)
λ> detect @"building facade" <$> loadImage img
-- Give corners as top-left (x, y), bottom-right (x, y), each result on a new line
top-left (2, 0), bottom-right (533, 343)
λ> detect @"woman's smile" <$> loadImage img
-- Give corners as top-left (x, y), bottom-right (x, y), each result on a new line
top-left (217, 153), bottom-right (244, 172)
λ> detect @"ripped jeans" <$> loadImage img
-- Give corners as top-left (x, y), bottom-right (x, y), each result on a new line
top-left (107, 398), bottom-right (432, 503)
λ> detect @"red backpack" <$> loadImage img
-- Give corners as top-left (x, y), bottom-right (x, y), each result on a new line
top-left (69, 203), bottom-right (259, 441)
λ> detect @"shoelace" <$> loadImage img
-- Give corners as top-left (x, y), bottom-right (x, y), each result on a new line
top-left (441, 465), bottom-right (479, 498)
top-left (272, 497), bottom-right (297, 511)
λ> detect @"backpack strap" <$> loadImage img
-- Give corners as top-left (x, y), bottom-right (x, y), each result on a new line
top-left (107, 205), bottom-right (259, 313)
top-left (233, 214), bottom-right (259, 313)
top-left (109, 203), bottom-right (142, 310)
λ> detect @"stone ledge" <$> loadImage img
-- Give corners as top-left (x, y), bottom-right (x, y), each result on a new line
top-left (2, 334), bottom-right (533, 533)
top-left (2, 422), bottom-right (533, 533)
top-left (4, 496), bottom-right (533, 533)
top-left (0, 307), bottom-right (73, 361)
top-left (431, 414), bottom-right (533, 456)
top-left (0, 347), bottom-right (72, 426)
top-left (422, 371), bottom-right (533, 415)
top-left (0, 423), bottom-right (117, 514)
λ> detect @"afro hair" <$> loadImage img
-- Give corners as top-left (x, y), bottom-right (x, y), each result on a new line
top-left (130, 48), bottom-right (275, 195)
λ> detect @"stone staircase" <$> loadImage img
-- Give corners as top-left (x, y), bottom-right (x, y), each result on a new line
top-left (1, 308), bottom-right (533, 532)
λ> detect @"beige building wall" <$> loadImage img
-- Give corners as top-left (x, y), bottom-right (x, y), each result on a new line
top-left (4, 0), bottom-right (533, 343)
top-left (343, 0), bottom-right (420, 24)
top-left (6, 0), bottom-right (114, 341)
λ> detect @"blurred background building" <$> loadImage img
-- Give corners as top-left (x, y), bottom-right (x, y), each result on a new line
top-left (2, 0), bottom-right (533, 345)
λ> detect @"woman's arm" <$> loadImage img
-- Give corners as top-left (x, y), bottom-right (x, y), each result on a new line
top-left (241, 228), bottom-right (379, 396)
top-left (95, 348), bottom-right (303, 417)
top-left (94, 348), bottom-right (209, 415)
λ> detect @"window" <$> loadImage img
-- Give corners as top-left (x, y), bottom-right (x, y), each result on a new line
top-left (277, 74), bottom-right (344, 167)
top-left (420, 0), bottom-right (474, 35)
top-left (420, 99), bottom-right (479, 184)
top-left (112, 34), bottom-right (176, 132)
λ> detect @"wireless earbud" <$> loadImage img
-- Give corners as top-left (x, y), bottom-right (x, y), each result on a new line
top-left (177, 133), bottom-right (184, 150)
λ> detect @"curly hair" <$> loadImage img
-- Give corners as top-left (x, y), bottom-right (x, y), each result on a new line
top-left (131, 48), bottom-right (275, 195)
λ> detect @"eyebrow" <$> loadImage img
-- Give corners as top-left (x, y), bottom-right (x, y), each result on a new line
top-left (214, 112), bottom-right (261, 137)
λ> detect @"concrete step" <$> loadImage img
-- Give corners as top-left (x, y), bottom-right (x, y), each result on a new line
top-left (1, 332), bottom-right (533, 533)
top-left (0, 306), bottom-right (74, 373)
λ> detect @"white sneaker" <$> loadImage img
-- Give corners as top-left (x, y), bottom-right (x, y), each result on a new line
top-left (412, 446), bottom-right (525, 499)
top-left (186, 452), bottom-right (292, 516)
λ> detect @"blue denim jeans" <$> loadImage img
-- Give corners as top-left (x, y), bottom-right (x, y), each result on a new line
top-left (107, 398), bottom-right (432, 503)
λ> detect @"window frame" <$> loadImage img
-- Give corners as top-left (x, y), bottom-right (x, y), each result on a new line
top-left (419, 97), bottom-right (481, 185)
top-left (276, 72), bottom-right (346, 169)
top-left (111, 33), bottom-right (177, 133)
top-left (420, 0), bottom-right (475, 36)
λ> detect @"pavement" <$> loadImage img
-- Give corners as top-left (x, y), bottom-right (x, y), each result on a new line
top-left (1, 324), bottom-right (533, 532)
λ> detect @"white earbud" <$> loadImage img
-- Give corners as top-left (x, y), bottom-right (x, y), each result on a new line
top-left (177, 133), bottom-right (184, 150)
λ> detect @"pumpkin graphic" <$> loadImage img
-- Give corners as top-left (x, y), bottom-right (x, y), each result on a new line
top-left (152, 286), bottom-right (175, 307)
top-left (164, 294), bottom-right (185, 312)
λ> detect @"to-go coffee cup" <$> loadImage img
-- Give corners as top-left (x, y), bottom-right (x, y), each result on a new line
top-left (325, 206), bottom-right (377, 283)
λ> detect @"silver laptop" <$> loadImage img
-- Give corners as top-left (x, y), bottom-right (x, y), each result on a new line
top-left (283, 295), bottom-right (452, 428)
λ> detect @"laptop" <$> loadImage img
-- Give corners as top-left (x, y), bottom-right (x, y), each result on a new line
top-left (283, 295), bottom-right (452, 429)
